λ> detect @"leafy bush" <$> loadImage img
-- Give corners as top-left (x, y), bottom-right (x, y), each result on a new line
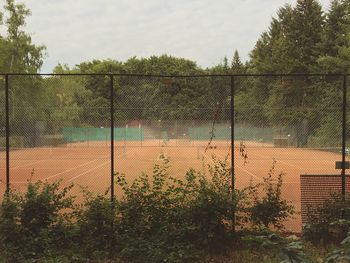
top-left (114, 154), bottom-right (241, 262)
top-left (0, 180), bottom-right (75, 261)
top-left (243, 227), bottom-right (309, 263)
top-left (76, 190), bottom-right (117, 259)
top-left (303, 194), bottom-right (350, 244)
top-left (325, 230), bottom-right (350, 263)
top-left (247, 160), bottom-right (295, 229)
top-left (0, 157), bottom-right (310, 262)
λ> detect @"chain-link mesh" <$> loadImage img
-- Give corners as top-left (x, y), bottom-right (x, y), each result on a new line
top-left (8, 75), bottom-right (111, 200)
top-left (235, 75), bottom-right (343, 232)
top-left (0, 73), bottom-right (348, 232)
top-left (346, 75), bottom-right (350, 196)
top-left (0, 75), bottom-right (5, 198)
top-left (113, 76), bottom-right (231, 199)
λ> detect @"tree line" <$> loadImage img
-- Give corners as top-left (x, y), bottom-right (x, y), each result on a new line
top-left (0, 0), bottom-right (349, 147)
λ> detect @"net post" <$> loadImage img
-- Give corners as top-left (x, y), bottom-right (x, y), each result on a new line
top-left (110, 74), bottom-right (115, 203)
top-left (342, 74), bottom-right (347, 200)
top-left (230, 75), bottom-right (235, 231)
top-left (5, 74), bottom-right (10, 195)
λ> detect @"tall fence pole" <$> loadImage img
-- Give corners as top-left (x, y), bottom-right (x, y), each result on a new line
top-left (5, 74), bottom-right (10, 195)
top-left (342, 74), bottom-right (347, 199)
top-left (230, 75), bottom-right (235, 231)
top-left (110, 75), bottom-right (115, 202)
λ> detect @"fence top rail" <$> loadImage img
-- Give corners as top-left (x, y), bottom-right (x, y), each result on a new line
top-left (0, 73), bottom-right (348, 77)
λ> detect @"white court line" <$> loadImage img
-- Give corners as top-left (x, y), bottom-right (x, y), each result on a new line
top-left (201, 151), bottom-right (263, 182)
top-left (269, 158), bottom-right (301, 169)
top-left (10, 146), bottom-right (127, 184)
top-left (249, 152), bottom-right (301, 169)
top-left (67, 152), bottom-right (127, 182)
top-left (235, 151), bottom-right (304, 184)
top-left (275, 159), bottom-right (301, 169)
top-left (67, 161), bottom-right (110, 182)
top-left (44, 157), bottom-right (108, 181)
top-left (7, 148), bottom-right (105, 170)
top-left (235, 165), bottom-right (264, 182)
top-left (1, 167), bottom-right (76, 170)
top-left (10, 159), bottom-right (46, 169)
top-left (11, 157), bottom-right (108, 184)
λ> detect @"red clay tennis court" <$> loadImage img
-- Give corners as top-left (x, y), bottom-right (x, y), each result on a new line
top-left (0, 139), bottom-right (345, 233)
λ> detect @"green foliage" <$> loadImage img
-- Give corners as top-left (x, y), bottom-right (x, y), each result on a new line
top-left (303, 195), bottom-right (350, 244)
top-left (325, 230), bottom-right (350, 263)
top-left (76, 191), bottom-right (116, 259)
top-left (0, 180), bottom-right (75, 261)
top-left (239, 0), bottom-right (348, 146)
top-left (0, 157), bottom-right (242, 262)
top-left (1, 0), bottom-right (45, 73)
top-left (248, 160), bottom-right (295, 229)
top-left (321, 0), bottom-right (350, 57)
top-left (114, 155), bottom-right (239, 262)
top-left (0, 160), bottom-right (349, 262)
top-left (231, 50), bottom-right (245, 74)
top-left (243, 227), bottom-right (309, 263)
top-left (1, 0), bottom-right (350, 153)
top-left (250, 0), bottom-right (324, 74)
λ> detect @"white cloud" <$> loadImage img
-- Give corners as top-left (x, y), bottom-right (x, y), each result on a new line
top-left (10, 0), bottom-right (331, 72)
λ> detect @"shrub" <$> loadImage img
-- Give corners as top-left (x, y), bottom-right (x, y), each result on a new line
top-left (0, 180), bottom-right (75, 261)
top-left (247, 160), bottom-right (295, 229)
top-left (325, 230), bottom-right (350, 263)
top-left (243, 227), bottom-right (309, 263)
top-left (303, 194), bottom-right (350, 244)
top-left (76, 189), bottom-right (116, 259)
top-left (0, 157), bottom-right (303, 262)
top-left (114, 154), bottom-right (242, 262)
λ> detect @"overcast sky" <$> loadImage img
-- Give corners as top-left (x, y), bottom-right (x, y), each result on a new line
top-left (14, 0), bottom-right (332, 72)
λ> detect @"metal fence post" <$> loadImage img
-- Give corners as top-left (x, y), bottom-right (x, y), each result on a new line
top-left (5, 74), bottom-right (10, 195)
top-left (110, 74), bottom-right (115, 202)
top-left (230, 75), bottom-right (235, 230)
top-left (342, 74), bottom-right (347, 199)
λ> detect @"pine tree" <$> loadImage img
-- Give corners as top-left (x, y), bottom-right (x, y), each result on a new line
top-left (223, 56), bottom-right (229, 72)
top-left (250, 0), bottom-right (324, 73)
top-left (249, 4), bottom-right (294, 73)
top-left (287, 0), bottom-right (324, 72)
top-left (316, 0), bottom-right (350, 73)
top-left (231, 50), bottom-right (244, 73)
top-left (322, 0), bottom-right (350, 57)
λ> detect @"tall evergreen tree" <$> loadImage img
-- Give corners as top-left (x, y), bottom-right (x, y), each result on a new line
top-left (249, 5), bottom-right (294, 73)
top-left (231, 50), bottom-right (244, 73)
top-left (317, 0), bottom-right (350, 73)
top-left (322, 0), bottom-right (350, 57)
top-left (250, 0), bottom-right (323, 73)
top-left (288, 0), bottom-right (324, 72)
top-left (223, 56), bottom-right (229, 73)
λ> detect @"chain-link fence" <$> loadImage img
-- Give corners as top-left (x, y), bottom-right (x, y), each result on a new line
top-left (0, 73), bottom-right (348, 232)
top-left (113, 75), bottom-right (231, 197)
top-left (0, 75), bottom-right (5, 198)
top-left (234, 75), bottom-right (345, 232)
top-left (5, 75), bottom-right (111, 201)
